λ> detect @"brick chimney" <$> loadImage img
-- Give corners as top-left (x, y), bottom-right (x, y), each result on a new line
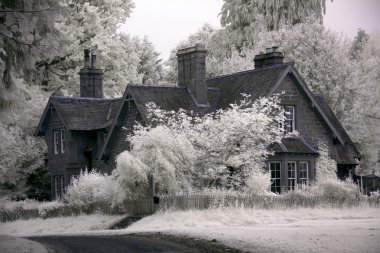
top-left (79, 49), bottom-right (103, 98)
top-left (254, 46), bottom-right (284, 69)
top-left (177, 44), bottom-right (208, 105)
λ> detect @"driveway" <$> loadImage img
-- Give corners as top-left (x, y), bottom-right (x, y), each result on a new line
top-left (27, 233), bottom-right (241, 253)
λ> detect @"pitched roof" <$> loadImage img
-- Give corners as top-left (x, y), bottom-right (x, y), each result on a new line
top-left (207, 64), bottom-right (290, 109)
top-left (127, 84), bottom-right (220, 119)
top-left (313, 94), bottom-right (361, 164)
top-left (35, 96), bottom-right (122, 136)
top-left (269, 137), bottom-right (318, 154)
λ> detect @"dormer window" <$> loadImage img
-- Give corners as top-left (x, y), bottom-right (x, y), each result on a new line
top-left (285, 106), bottom-right (295, 133)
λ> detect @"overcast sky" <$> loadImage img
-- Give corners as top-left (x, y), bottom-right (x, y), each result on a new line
top-left (120, 0), bottom-right (380, 60)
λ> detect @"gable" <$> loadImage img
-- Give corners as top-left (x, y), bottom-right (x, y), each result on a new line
top-left (35, 96), bottom-right (122, 136)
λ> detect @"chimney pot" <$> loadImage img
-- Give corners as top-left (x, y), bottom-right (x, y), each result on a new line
top-left (84, 49), bottom-right (91, 68)
top-left (266, 47), bottom-right (273, 53)
top-left (91, 49), bottom-right (97, 68)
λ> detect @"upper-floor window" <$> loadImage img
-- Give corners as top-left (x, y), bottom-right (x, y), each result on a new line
top-left (53, 129), bottom-right (66, 155)
top-left (60, 129), bottom-right (65, 154)
top-left (53, 131), bottom-right (59, 155)
top-left (284, 106), bottom-right (295, 133)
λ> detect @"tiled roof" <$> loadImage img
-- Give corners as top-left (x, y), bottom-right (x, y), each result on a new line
top-left (313, 94), bottom-right (361, 164)
top-left (127, 84), bottom-right (220, 117)
top-left (35, 96), bottom-right (122, 135)
top-left (207, 64), bottom-right (289, 109)
top-left (269, 137), bottom-right (318, 154)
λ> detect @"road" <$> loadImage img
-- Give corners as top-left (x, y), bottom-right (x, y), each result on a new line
top-left (27, 234), bottom-right (241, 253)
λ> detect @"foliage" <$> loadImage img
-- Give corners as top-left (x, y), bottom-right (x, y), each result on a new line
top-left (166, 16), bottom-right (380, 174)
top-left (64, 170), bottom-right (126, 209)
top-left (24, 164), bottom-right (50, 201)
top-left (219, 0), bottom-right (328, 50)
top-left (315, 141), bottom-right (337, 182)
top-left (116, 95), bottom-right (286, 195)
top-left (0, 0), bottom-right (165, 198)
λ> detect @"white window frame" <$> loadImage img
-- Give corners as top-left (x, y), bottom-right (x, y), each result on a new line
top-left (285, 106), bottom-right (295, 133)
top-left (269, 162), bottom-right (281, 193)
top-left (299, 162), bottom-right (309, 185)
top-left (60, 129), bottom-right (65, 154)
top-left (288, 161), bottom-right (297, 190)
top-left (53, 131), bottom-right (59, 155)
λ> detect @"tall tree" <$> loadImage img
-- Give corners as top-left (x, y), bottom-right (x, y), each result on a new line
top-left (219, 0), bottom-right (329, 51)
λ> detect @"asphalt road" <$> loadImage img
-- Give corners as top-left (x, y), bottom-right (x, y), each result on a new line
top-left (27, 234), bottom-right (242, 253)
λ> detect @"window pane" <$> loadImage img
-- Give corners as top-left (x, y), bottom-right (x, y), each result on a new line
top-left (60, 129), bottom-right (65, 154)
top-left (299, 162), bottom-right (309, 185)
top-left (284, 106), bottom-right (295, 133)
top-left (53, 131), bottom-right (59, 155)
top-left (270, 162), bottom-right (281, 193)
top-left (288, 162), bottom-right (296, 190)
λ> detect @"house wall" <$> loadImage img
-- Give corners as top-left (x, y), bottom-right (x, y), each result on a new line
top-left (44, 108), bottom-right (102, 199)
top-left (277, 75), bottom-right (334, 149)
top-left (97, 98), bottom-right (141, 173)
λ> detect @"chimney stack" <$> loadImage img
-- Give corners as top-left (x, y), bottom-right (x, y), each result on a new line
top-left (254, 46), bottom-right (284, 69)
top-left (79, 49), bottom-right (103, 98)
top-left (177, 44), bottom-right (208, 105)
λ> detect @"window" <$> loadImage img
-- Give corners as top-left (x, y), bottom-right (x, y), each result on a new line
top-left (284, 106), bottom-right (295, 133)
top-left (54, 175), bottom-right (65, 199)
top-left (288, 162), bottom-right (296, 190)
top-left (270, 162), bottom-right (281, 193)
top-left (299, 162), bottom-right (309, 185)
top-left (53, 131), bottom-right (59, 155)
top-left (53, 129), bottom-right (66, 155)
top-left (54, 176), bottom-right (60, 199)
top-left (60, 176), bottom-right (65, 195)
top-left (60, 129), bottom-right (65, 154)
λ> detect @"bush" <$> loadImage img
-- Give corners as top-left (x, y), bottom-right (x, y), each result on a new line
top-left (64, 170), bottom-right (126, 211)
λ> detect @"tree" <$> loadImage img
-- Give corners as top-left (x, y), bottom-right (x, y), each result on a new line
top-left (219, 0), bottom-right (329, 51)
top-left (116, 95), bottom-right (286, 195)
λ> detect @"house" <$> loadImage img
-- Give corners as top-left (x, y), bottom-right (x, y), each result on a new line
top-left (35, 45), bottom-right (361, 199)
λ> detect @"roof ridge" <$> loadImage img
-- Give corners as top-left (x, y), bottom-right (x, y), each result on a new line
top-left (51, 95), bottom-right (122, 101)
top-left (207, 63), bottom-right (291, 81)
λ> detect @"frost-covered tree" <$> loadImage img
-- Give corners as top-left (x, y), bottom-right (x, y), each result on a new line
top-left (116, 95), bottom-right (286, 195)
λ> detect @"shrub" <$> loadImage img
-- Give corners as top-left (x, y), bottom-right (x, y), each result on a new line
top-left (64, 170), bottom-right (126, 211)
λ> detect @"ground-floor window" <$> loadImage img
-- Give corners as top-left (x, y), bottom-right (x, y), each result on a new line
top-left (288, 162), bottom-right (297, 190)
top-left (299, 162), bottom-right (309, 185)
top-left (54, 175), bottom-right (65, 199)
top-left (270, 162), bottom-right (281, 193)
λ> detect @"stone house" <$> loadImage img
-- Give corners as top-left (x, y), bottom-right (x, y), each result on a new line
top-left (35, 45), bottom-right (361, 199)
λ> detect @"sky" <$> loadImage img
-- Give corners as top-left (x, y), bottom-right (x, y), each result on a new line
top-left (120, 0), bottom-right (380, 60)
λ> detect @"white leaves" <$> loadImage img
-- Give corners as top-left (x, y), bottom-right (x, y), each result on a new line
top-left (117, 95), bottom-right (286, 195)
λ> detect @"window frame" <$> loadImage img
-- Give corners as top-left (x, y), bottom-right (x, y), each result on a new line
top-left (269, 161), bottom-right (282, 194)
top-left (60, 176), bottom-right (65, 196)
top-left (299, 161), bottom-right (309, 185)
top-left (53, 131), bottom-right (59, 155)
top-left (287, 161), bottom-right (297, 190)
top-left (54, 176), bottom-right (60, 199)
top-left (60, 129), bottom-right (65, 154)
top-left (284, 105), bottom-right (295, 133)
